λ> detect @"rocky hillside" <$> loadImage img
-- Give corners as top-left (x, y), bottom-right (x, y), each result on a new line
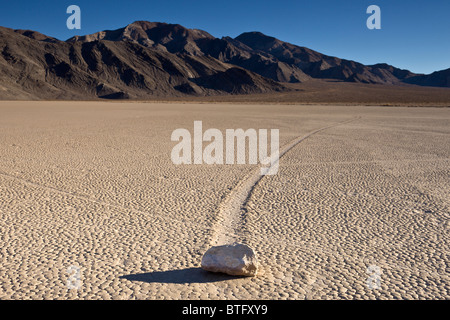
top-left (1, 21), bottom-right (448, 100)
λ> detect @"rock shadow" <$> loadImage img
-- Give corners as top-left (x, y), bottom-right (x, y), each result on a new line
top-left (120, 267), bottom-right (245, 284)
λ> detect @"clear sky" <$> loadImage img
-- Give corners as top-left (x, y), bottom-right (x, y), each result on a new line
top-left (1, 0), bottom-right (449, 74)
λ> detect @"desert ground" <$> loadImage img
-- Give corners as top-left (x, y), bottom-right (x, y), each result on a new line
top-left (0, 101), bottom-right (448, 299)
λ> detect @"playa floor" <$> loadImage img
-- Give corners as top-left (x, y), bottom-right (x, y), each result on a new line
top-left (0, 101), bottom-right (448, 299)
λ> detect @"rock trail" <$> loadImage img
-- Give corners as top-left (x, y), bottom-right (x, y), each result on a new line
top-left (210, 117), bottom-right (360, 246)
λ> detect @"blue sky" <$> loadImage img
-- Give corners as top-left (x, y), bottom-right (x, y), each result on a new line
top-left (1, 0), bottom-right (449, 74)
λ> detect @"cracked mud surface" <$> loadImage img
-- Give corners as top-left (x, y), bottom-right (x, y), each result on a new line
top-left (0, 102), bottom-right (448, 299)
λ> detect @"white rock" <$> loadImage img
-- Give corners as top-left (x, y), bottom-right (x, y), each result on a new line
top-left (201, 243), bottom-right (258, 277)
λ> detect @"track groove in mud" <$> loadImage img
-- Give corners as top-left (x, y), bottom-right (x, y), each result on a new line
top-left (0, 170), bottom-right (192, 226)
top-left (210, 117), bottom-right (360, 246)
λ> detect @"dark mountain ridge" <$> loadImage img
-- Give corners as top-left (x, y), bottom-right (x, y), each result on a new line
top-left (0, 20), bottom-right (448, 100)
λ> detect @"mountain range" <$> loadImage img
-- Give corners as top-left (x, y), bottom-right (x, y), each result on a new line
top-left (0, 20), bottom-right (449, 100)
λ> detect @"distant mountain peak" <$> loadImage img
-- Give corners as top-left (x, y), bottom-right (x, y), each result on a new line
top-left (67, 20), bottom-right (215, 55)
top-left (0, 20), bottom-right (448, 101)
top-left (13, 29), bottom-right (59, 43)
top-left (235, 32), bottom-right (281, 49)
top-left (237, 31), bottom-right (277, 41)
